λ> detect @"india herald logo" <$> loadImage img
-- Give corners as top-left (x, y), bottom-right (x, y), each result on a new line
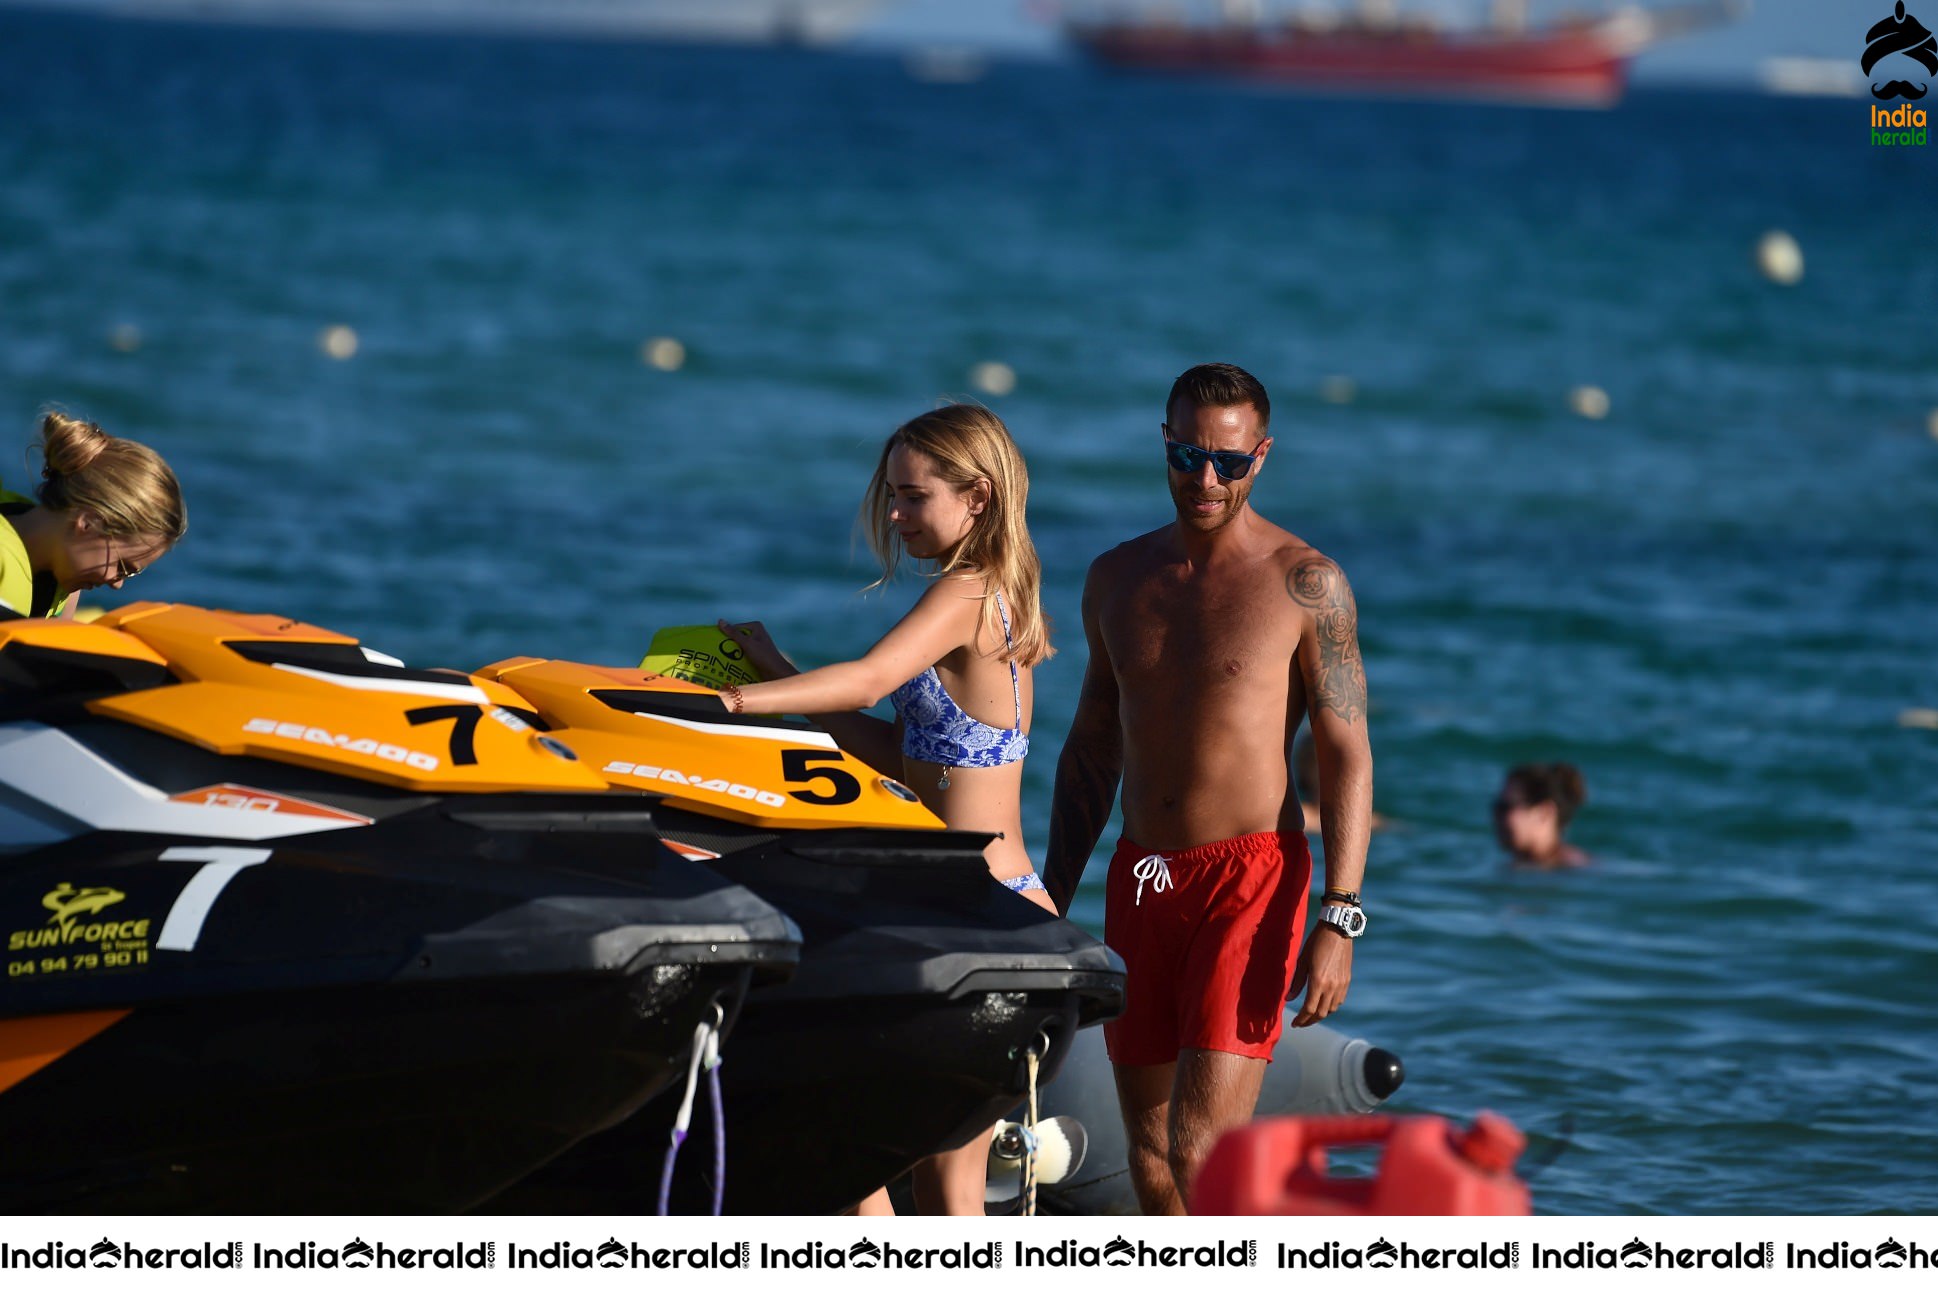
top-left (1866, 2), bottom-right (1938, 99)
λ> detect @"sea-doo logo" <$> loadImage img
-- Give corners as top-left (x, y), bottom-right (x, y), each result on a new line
top-left (243, 718), bottom-right (439, 772)
top-left (602, 760), bottom-right (786, 809)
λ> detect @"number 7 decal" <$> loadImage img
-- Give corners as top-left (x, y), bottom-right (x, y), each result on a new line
top-left (156, 846), bottom-right (271, 951)
top-left (406, 704), bottom-right (483, 766)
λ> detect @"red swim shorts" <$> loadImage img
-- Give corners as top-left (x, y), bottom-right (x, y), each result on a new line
top-left (1102, 830), bottom-right (1312, 1065)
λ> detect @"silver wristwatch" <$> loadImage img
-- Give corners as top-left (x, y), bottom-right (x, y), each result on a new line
top-left (1317, 902), bottom-right (1367, 939)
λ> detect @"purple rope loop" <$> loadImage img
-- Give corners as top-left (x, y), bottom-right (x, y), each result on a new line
top-left (656, 1002), bottom-right (727, 1217)
top-left (706, 1057), bottom-right (726, 1216)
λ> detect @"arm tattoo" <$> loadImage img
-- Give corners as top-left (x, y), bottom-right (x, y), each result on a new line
top-left (1286, 559), bottom-right (1368, 725)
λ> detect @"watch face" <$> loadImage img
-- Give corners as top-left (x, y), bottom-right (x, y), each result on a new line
top-left (1325, 905), bottom-right (1365, 936)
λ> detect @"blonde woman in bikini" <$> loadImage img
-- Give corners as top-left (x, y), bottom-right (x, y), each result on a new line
top-left (717, 403), bottom-right (1054, 1215)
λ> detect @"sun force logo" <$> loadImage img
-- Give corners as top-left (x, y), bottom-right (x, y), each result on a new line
top-left (8, 884), bottom-right (151, 954)
top-left (1868, 2), bottom-right (1935, 142)
top-left (43, 883), bottom-right (124, 929)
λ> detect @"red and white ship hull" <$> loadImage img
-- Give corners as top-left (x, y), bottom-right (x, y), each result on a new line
top-left (1067, 4), bottom-right (1733, 108)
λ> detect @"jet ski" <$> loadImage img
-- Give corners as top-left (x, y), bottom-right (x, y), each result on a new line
top-left (0, 605), bottom-right (804, 1213)
top-left (473, 658), bottom-right (1127, 1216)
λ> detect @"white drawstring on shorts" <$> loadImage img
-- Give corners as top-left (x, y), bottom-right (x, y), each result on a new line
top-left (1132, 854), bottom-right (1173, 906)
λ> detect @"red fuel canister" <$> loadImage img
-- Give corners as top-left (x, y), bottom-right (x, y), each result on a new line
top-left (1190, 1112), bottom-right (1532, 1216)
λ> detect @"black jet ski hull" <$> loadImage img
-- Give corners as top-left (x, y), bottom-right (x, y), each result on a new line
top-left (500, 814), bottom-right (1125, 1215)
top-left (0, 967), bottom-right (739, 1214)
top-left (0, 722), bottom-right (800, 1213)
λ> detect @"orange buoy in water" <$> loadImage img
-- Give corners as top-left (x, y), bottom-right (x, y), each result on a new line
top-left (1191, 1112), bottom-right (1533, 1216)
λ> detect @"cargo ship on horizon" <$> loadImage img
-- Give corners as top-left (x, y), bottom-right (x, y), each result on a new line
top-left (1063, 0), bottom-right (1745, 107)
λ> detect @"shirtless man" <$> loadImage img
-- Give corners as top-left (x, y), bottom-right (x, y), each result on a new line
top-left (1044, 362), bottom-right (1374, 1216)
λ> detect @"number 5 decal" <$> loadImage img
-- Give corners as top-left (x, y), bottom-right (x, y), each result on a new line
top-left (156, 846), bottom-right (271, 951)
top-left (781, 749), bottom-right (861, 806)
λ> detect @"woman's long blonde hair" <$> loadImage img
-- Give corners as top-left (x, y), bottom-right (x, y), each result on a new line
top-left (859, 404), bottom-right (1053, 667)
top-left (33, 411), bottom-right (187, 542)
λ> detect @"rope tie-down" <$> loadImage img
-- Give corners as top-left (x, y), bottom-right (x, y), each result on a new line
top-left (659, 1000), bottom-right (727, 1216)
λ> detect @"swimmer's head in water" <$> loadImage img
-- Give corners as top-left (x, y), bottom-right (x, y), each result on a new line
top-left (1163, 363), bottom-right (1272, 534)
top-left (1494, 762), bottom-right (1588, 860)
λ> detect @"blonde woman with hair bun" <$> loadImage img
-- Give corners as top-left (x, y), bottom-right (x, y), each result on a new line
top-left (0, 411), bottom-right (187, 619)
top-left (715, 403), bottom-right (1055, 1216)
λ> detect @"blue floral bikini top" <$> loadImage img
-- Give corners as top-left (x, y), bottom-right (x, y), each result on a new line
top-left (889, 591), bottom-right (1029, 768)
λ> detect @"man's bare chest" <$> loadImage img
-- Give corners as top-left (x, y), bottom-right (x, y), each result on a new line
top-left (1104, 568), bottom-right (1300, 688)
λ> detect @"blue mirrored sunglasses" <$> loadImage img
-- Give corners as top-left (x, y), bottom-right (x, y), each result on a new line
top-left (1163, 437), bottom-right (1263, 481)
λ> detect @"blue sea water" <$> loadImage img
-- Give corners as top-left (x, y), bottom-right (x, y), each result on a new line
top-left (1, 9), bottom-right (1934, 1216)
